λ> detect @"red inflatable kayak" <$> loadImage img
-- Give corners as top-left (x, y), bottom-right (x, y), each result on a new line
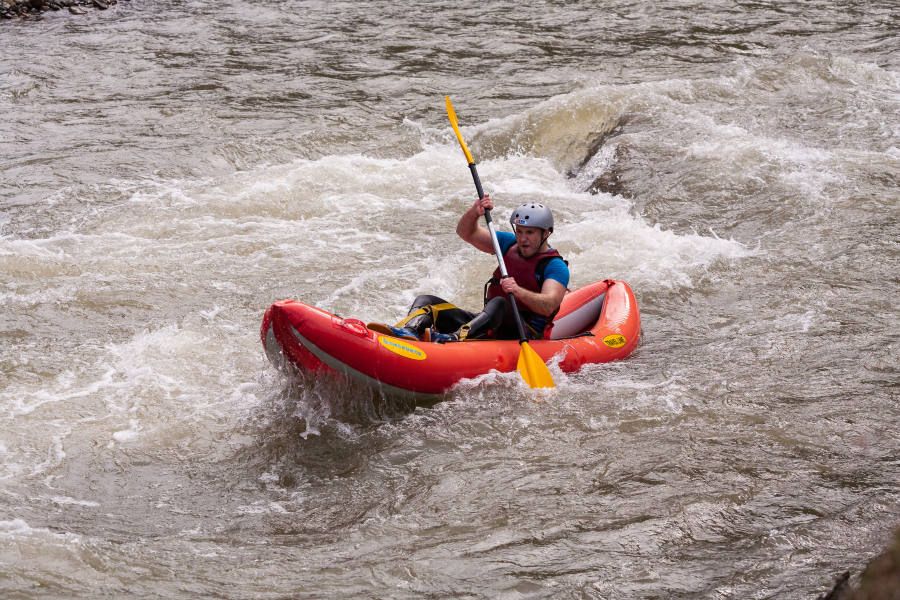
top-left (261, 279), bottom-right (640, 400)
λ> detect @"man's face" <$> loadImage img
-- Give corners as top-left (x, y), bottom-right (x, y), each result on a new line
top-left (514, 225), bottom-right (546, 258)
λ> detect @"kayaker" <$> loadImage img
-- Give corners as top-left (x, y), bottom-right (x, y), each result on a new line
top-left (374, 194), bottom-right (569, 343)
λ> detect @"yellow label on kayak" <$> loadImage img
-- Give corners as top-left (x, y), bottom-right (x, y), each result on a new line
top-left (380, 336), bottom-right (427, 360)
top-left (603, 334), bottom-right (627, 348)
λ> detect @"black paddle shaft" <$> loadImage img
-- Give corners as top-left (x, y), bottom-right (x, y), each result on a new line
top-left (468, 163), bottom-right (484, 200)
top-left (467, 162), bottom-right (529, 345)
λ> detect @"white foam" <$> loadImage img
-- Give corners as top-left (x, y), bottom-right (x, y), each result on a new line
top-left (50, 497), bottom-right (101, 508)
top-left (0, 518), bottom-right (84, 544)
top-left (0, 311), bottom-right (266, 482)
top-left (199, 305), bottom-right (224, 320)
top-left (112, 429), bottom-right (138, 443)
top-left (0, 519), bottom-right (33, 534)
top-left (234, 501), bottom-right (289, 515)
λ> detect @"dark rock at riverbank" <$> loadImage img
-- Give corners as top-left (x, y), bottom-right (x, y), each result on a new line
top-left (0, 0), bottom-right (122, 20)
top-left (819, 529), bottom-right (900, 600)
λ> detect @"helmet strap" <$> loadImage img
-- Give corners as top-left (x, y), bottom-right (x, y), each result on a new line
top-left (541, 229), bottom-right (551, 248)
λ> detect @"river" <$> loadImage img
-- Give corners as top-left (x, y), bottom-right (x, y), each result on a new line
top-left (1, 1), bottom-right (899, 597)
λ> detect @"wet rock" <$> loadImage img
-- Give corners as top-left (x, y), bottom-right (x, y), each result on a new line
top-left (0, 0), bottom-right (121, 19)
top-left (588, 172), bottom-right (621, 196)
top-left (585, 145), bottom-right (628, 196)
top-left (820, 529), bottom-right (900, 600)
top-left (819, 572), bottom-right (852, 600)
top-left (563, 114), bottom-right (636, 197)
top-left (853, 531), bottom-right (900, 600)
top-left (566, 115), bottom-right (629, 178)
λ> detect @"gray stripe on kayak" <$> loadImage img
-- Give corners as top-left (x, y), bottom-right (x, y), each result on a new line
top-left (550, 292), bottom-right (605, 340)
top-left (264, 325), bottom-right (283, 364)
top-left (289, 325), bottom-right (441, 403)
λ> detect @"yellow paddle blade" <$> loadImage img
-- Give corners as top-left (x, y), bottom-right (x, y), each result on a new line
top-left (445, 96), bottom-right (475, 164)
top-left (516, 341), bottom-right (555, 389)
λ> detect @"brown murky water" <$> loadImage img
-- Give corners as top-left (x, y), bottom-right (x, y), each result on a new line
top-left (1, 1), bottom-right (899, 597)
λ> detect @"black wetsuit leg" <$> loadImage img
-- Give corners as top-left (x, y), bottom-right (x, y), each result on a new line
top-left (485, 298), bottom-right (545, 340)
top-left (403, 295), bottom-right (479, 336)
top-left (403, 295), bottom-right (541, 340)
top-left (460, 297), bottom-right (510, 339)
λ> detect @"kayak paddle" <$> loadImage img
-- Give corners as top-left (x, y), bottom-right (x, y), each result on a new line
top-left (445, 96), bottom-right (555, 389)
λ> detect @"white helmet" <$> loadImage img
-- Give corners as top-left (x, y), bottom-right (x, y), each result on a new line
top-left (509, 202), bottom-right (554, 232)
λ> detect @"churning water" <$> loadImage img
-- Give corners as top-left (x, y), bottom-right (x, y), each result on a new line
top-left (1, 1), bottom-right (899, 597)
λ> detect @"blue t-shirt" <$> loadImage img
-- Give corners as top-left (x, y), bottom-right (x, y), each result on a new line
top-left (495, 231), bottom-right (570, 289)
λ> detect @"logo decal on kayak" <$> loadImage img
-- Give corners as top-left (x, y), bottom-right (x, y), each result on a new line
top-left (380, 337), bottom-right (427, 360)
top-left (603, 334), bottom-right (627, 348)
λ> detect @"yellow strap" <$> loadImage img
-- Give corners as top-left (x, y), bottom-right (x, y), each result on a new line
top-left (394, 307), bottom-right (428, 328)
top-left (394, 303), bottom-right (458, 328)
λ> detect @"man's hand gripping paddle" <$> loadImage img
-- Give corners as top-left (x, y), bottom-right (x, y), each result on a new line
top-left (445, 96), bottom-right (555, 389)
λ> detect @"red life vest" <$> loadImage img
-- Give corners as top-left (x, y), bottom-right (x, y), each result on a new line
top-left (486, 245), bottom-right (564, 317)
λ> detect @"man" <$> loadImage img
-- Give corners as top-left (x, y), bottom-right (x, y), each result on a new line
top-left (374, 194), bottom-right (569, 343)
